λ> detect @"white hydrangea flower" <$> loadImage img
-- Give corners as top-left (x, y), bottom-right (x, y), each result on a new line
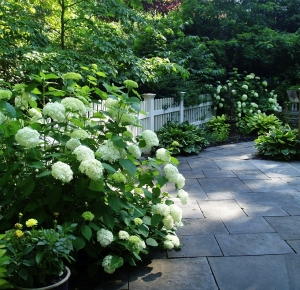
top-left (254, 92), bottom-right (259, 97)
top-left (79, 159), bottom-right (104, 180)
top-left (163, 215), bottom-right (174, 230)
top-left (219, 103), bottom-right (223, 108)
top-left (70, 129), bottom-right (89, 140)
top-left (73, 145), bottom-right (95, 161)
top-left (178, 189), bottom-right (189, 205)
top-left (105, 98), bottom-right (119, 108)
top-left (156, 148), bottom-right (171, 163)
top-left (15, 127), bottom-right (40, 148)
top-left (118, 230), bottom-right (130, 240)
top-left (262, 81), bottom-right (268, 86)
top-left (43, 102), bottom-right (66, 122)
top-left (28, 108), bottom-right (43, 122)
top-left (61, 97), bottom-right (86, 114)
top-left (164, 234), bottom-right (180, 249)
top-left (241, 94), bottom-right (247, 101)
top-left (110, 172), bottom-right (126, 183)
top-left (151, 203), bottom-right (170, 216)
top-left (175, 173), bottom-right (185, 189)
top-left (215, 95), bottom-right (221, 100)
top-left (128, 235), bottom-right (146, 252)
top-left (97, 229), bottom-right (113, 247)
top-left (96, 140), bottom-right (125, 163)
top-left (66, 138), bottom-right (81, 151)
top-left (15, 93), bottom-right (35, 109)
top-left (0, 89), bottom-right (12, 100)
top-left (164, 164), bottom-right (179, 183)
top-left (102, 255), bottom-right (124, 274)
top-left (51, 161), bottom-right (73, 183)
top-left (169, 204), bottom-right (182, 223)
top-left (141, 130), bottom-right (159, 149)
top-left (120, 113), bottom-right (138, 125)
top-left (128, 144), bottom-right (141, 159)
top-left (242, 84), bottom-right (248, 90)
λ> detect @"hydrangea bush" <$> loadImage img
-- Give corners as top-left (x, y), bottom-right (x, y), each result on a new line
top-left (212, 68), bottom-right (282, 132)
top-left (0, 71), bottom-right (188, 275)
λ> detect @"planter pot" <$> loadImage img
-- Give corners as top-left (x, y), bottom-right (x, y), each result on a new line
top-left (14, 267), bottom-right (71, 290)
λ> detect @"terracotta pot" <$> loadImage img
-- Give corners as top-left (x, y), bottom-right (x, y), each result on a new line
top-left (14, 267), bottom-right (71, 290)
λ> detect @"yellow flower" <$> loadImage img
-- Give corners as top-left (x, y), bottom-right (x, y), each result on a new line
top-left (15, 230), bottom-right (24, 238)
top-left (26, 219), bottom-right (38, 227)
top-left (14, 223), bottom-right (23, 229)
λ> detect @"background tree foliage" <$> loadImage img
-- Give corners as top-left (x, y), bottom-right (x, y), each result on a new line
top-left (1, 0), bottom-right (300, 105)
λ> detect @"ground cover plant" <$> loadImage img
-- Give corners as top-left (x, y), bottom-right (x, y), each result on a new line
top-left (0, 71), bottom-right (189, 280)
top-left (154, 121), bottom-right (209, 155)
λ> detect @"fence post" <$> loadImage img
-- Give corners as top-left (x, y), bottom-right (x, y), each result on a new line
top-left (179, 92), bottom-right (186, 124)
top-left (142, 93), bottom-right (156, 131)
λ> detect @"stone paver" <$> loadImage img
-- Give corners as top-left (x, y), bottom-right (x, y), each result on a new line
top-left (129, 258), bottom-right (218, 290)
top-left (97, 142), bottom-right (300, 290)
top-left (208, 254), bottom-right (300, 290)
top-left (215, 233), bottom-right (294, 256)
top-left (222, 216), bottom-right (276, 234)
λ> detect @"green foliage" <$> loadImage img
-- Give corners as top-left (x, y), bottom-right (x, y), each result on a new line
top-left (254, 125), bottom-right (300, 161)
top-left (243, 113), bottom-right (283, 136)
top-left (0, 72), bottom-right (188, 278)
top-left (0, 246), bottom-right (12, 289)
top-left (1, 218), bottom-right (76, 288)
top-left (155, 121), bottom-right (209, 155)
top-left (205, 115), bottom-right (230, 143)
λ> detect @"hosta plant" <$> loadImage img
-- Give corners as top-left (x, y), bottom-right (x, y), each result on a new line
top-left (0, 71), bottom-right (189, 277)
top-left (254, 125), bottom-right (300, 161)
top-left (154, 121), bottom-right (209, 155)
top-left (242, 113), bottom-right (283, 135)
top-left (205, 114), bottom-right (230, 143)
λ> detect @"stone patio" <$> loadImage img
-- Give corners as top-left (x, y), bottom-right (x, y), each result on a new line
top-left (95, 141), bottom-right (300, 290)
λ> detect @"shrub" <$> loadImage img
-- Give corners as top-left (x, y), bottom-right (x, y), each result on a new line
top-left (205, 114), bottom-right (230, 143)
top-left (254, 125), bottom-right (300, 161)
top-left (155, 121), bottom-right (209, 155)
top-left (242, 113), bottom-right (283, 135)
top-left (0, 71), bottom-right (189, 277)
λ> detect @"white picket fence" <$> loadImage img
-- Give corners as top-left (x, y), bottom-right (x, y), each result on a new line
top-left (91, 93), bottom-right (213, 137)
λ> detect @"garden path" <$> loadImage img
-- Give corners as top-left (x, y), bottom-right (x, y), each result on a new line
top-left (96, 141), bottom-right (300, 290)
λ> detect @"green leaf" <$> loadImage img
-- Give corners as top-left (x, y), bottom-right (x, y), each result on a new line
top-left (110, 255), bottom-right (124, 269)
top-left (103, 214), bottom-right (115, 230)
top-left (112, 135), bottom-right (127, 148)
top-left (89, 179), bottom-right (104, 192)
top-left (0, 101), bottom-right (16, 118)
top-left (73, 237), bottom-right (86, 251)
top-left (27, 161), bottom-right (44, 169)
top-left (151, 214), bottom-right (162, 226)
top-left (108, 195), bottom-right (122, 212)
top-left (19, 268), bottom-right (28, 281)
top-left (35, 252), bottom-right (44, 265)
top-left (119, 158), bottom-right (136, 176)
top-left (156, 175), bottom-right (168, 187)
top-left (102, 163), bottom-right (117, 173)
top-left (146, 238), bottom-right (158, 247)
top-left (81, 225), bottom-right (92, 241)
top-left (37, 171), bottom-right (51, 178)
top-left (137, 224), bottom-right (149, 238)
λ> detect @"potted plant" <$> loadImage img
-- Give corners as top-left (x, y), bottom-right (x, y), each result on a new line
top-left (1, 213), bottom-right (76, 289)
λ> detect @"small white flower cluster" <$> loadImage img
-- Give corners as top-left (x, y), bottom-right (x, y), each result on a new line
top-left (118, 230), bottom-right (130, 240)
top-left (70, 129), bottom-right (90, 140)
top-left (242, 84), bottom-right (248, 90)
top-left (178, 189), bottom-right (189, 205)
top-left (0, 89), bottom-right (12, 100)
top-left (43, 102), bottom-right (66, 122)
top-left (141, 130), bottom-right (159, 150)
top-left (128, 144), bottom-right (141, 159)
top-left (15, 93), bottom-right (36, 109)
top-left (15, 127), bottom-right (40, 148)
top-left (79, 159), bottom-right (104, 180)
top-left (51, 161), bottom-right (73, 183)
top-left (97, 228), bottom-right (114, 247)
top-left (66, 138), bottom-right (81, 151)
top-left (97, 140), bottom-right (125, 163)
top-left (61, 97), bottom-right (86, 115)
top-left (73, 145), bottom-right (95, 161)
top-left (156, 148), bottom-right (171, 163)
top-left (163, 234), bottom-right (180, 250)
top-left (152, 203), bottom-right (183, 230)
top-left (164, 164), bottom-right (185, 190)
top-left (102, 255), bottom-right (124, 274)
top-left (128, 235), bottom-right (146, 252)
top-left (0, 111), bottom-right (7, 124)
top-left (28, 108), bottom-right (43, 123)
